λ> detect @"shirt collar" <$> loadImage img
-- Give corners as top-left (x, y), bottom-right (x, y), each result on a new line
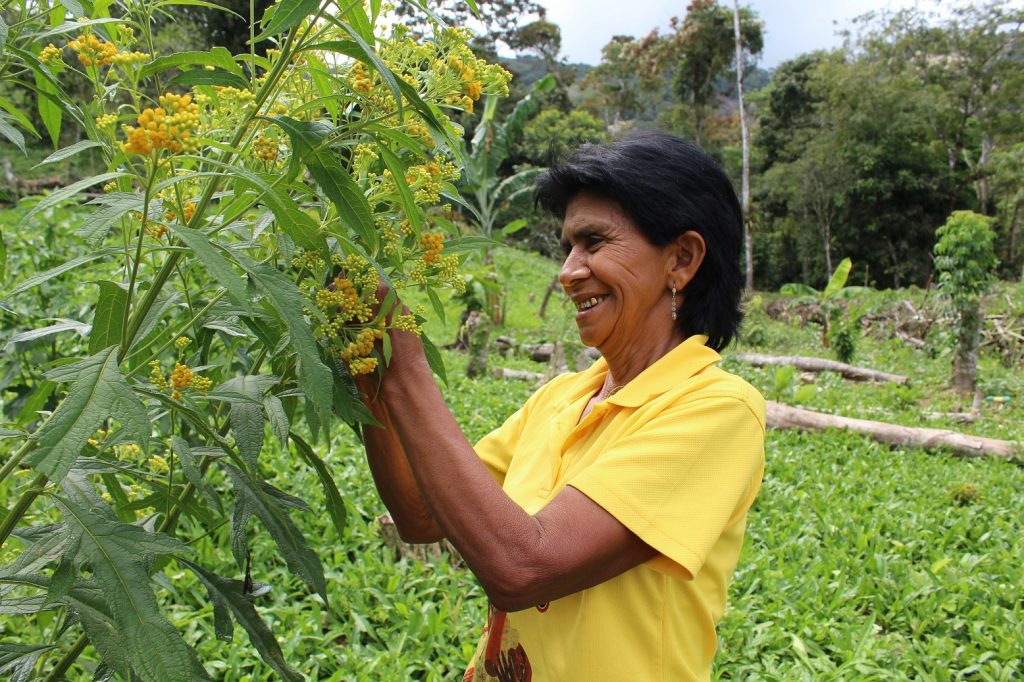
top-left (582, 335), bottom-right (722, 408)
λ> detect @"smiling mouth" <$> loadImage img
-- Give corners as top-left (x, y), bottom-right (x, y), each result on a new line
top-left (575, 296), bottom-right (607, 312)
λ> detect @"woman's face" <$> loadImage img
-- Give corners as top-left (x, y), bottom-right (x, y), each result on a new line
top-left (558, 193), bottom-right (679, 354)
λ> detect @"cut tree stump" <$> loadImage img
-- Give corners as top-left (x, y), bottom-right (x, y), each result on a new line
top-left (736, 353), bottom-right (908, 384)
top-left (492, 367), bottom-right (544, 381)
top-left (767, 401), bottom-right (1018, 460)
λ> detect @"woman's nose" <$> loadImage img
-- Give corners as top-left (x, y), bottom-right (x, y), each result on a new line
top-left (559, 247), bottom-right (588, 291)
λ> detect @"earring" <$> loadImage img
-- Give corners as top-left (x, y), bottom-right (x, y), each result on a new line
top-left (671, 285), bottom-right (677, 321)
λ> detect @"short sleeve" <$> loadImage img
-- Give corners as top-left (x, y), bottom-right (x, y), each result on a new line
top-left (568, 392), bottom-right (765, 578)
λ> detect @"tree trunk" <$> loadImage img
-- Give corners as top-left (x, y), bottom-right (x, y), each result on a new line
top-left (734, 353), bottom-right (908, 384)
top-left (464, 311), bottom-right (492, 379)
top-left (952, 300), bottom-right (981, 394)
top-left (732, 0), bottom-right (753, 292)
top-left (766, 401), bottom-right (1018, 460)
top-left (538, 274), bottom-right (560, 319)
top-left (1008, 191), bottom-right (1021, 272)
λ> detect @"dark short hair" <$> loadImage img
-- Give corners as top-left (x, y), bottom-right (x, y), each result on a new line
top-left (534, 131), bottom-right (744, 351)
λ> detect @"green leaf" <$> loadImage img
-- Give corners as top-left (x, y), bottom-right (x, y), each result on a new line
top-left (140, 47), bottom-right (242, 79)
top-left (234, 254), bottom-right (334, 429)
top-left (52, 487), bottom-right (196, 682)
top-left (442, 235), bottom-right (499, 255)
top-left (88, 282), bottom-right (128, 355)
top-left (377, 144), bottom-right (422, 233)
top-left (4, 318), bottom-right (90, 351)
top-left (3, 247), bottom-right (118, 299)
top-left (35, 18), bottom-right (123, 39)
top-left (185, 155), bottom-right (327, 255)
top-left (498, 218), bottom-right (528, 237)
top-left (425, 287), bottom-right (446, 327)
top-left (0, 113), bottom-right (25, 154)
top-left (0, 96), bottom-right (38, 139)
top-left (24, 172), bottom-right (125, 222)
top-left (168, 68), bottom-right (250, 90)
top-left (179, 560), bottom-right (303, 682)
top-left (263, 395), bottom-right (289, 447)
top-left (0, 643), bottom-right (55, 682)
top-left (34, 69), bottom-right (61, 148)
top-left (170, 436), bottom-right (204, 488)
top-left (823, 258), bottom-right (852, 299)
top-left (76, 193), bottom-right (145, 247)
top-left (257, 0), bottom-right (320, 39)
top-left (0, 228), bottom-right (5, 283)
top-left (165, 225), bottom-right (250, 309)
top-left (218, 376), bottom-right (275, 470)
top-left (225, 465), bottom-right (327, 599)
top-left (290, 432), bottom-right (346, 538)
top-left (0, 16), bottom-right (7, 53)
top-left (26, 348), bottom-right (150, 483)
top-left (421, 333), bottom-right (447, 386)
top-left (779, 282), bottom-right (818, 298)
top-left (267, 117), bottom-right (378, 253)
top-left (33, 139), bottom-right (102, 168)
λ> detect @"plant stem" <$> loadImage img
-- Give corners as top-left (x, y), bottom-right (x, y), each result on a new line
top-left (42, 634), bottom-right (88, 682)
top-left (124, 290), bottom-right (227, 376)
top-left (0, 437), bottom-right (38, 483)
top-left (0, 473), bottom-right (47, 548)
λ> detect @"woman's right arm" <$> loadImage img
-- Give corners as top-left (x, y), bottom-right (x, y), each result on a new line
top-left (356, 377), bottom-right (445, 544)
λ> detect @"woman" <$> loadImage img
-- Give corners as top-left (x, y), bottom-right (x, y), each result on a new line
top-left (355, 132), bottom-right (765, 681)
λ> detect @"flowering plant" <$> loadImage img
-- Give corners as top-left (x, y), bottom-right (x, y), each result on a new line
top-left (0, 0), bottom-right (509, 678)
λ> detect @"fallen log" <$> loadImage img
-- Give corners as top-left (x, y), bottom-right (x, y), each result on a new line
top-left (736, 353), bottom-right (908, 384)
top-left (492, 367), bottom-right (544, 381)
top-left (766, 401), bottom-right (1019, 460)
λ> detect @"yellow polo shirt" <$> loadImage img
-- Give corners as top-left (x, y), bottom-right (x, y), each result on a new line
top-left (464, 335), bottom-right (765, 682)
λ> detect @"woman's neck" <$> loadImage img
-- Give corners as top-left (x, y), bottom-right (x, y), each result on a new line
top-left (599, 329), bottom-right (687, 393)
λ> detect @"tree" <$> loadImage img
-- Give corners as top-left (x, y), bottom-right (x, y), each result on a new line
top-left (516, 108), bottom-right (607, 166)
top-left (934, 211), bottom-right (999, 393)
top-left (732, 0), bottom-right (753, 291)
top-left (668, 0), bottom-right (763, 146)
top-left (393, 0), bottom-right (545, 54)
top-left (855, 1), bottom-right (1024, 214)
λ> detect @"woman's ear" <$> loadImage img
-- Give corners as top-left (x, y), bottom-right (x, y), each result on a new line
top-left (668, 230), bottom-right (706, 290)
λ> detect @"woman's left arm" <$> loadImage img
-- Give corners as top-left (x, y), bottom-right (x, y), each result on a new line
top-left (375, 327), bottom-right (656, 612)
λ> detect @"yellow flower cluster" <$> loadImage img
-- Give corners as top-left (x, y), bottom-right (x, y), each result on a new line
top-left (419, 231), bottom-right (444, 265)
top-left (341, 327), bottom-right (380, 360)
top-left (339, 327), bottom-right (384, 376)
top-left (316, 277), bottom-right (373, 325)
top-left (393, 313), bottom-right (422, 335)
top-left (402, 160), bottom-right (458, 205)
top-left (348, 356), bottom-right (378, 375)
top-left (252, 133), bottom-right (278, 161)
top-left (111, 51), bottom-right (150, 67)
top-left (96, 114), bottom-right (117, 131)
top-left (175, 336), bottom-right (192, 350)
top-left (291, 249), bottom-right (325, 272)
top-left (148, 454), bottom-right (169, 474)
top-left (146, 223), bottom-right (168, 239)
top-left (164, 201), bottom-right (196, 223)
top-left (214, 86), bottom-right (255, 105)
top-left (350, 62), bottom-right (374, 94)
top-left (406, 123), bottom-right (434, 148)
top-left (69, 34), bottom-right (116, 67)
top-left (39, 43), bottom-right (63, 65)
top-left (150, 359), bottom-right (212, 400)
top-left (116, 443), bottom-right (142, 458)
top-left (122, 93), bottom-right (201, 156)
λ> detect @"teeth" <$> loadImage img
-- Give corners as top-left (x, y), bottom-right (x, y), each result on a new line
top-left (577, 296), bottom-right (605, 311)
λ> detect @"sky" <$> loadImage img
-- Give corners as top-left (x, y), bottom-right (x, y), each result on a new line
top-left (537, 0), bottom-right (940, 67)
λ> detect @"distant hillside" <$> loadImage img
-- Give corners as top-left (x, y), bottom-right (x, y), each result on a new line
top-left (499, 55), bottom-right (591, 88)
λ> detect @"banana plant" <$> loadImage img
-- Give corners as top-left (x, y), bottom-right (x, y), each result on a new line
top-left (780, 257), bottom-right (872, 349)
